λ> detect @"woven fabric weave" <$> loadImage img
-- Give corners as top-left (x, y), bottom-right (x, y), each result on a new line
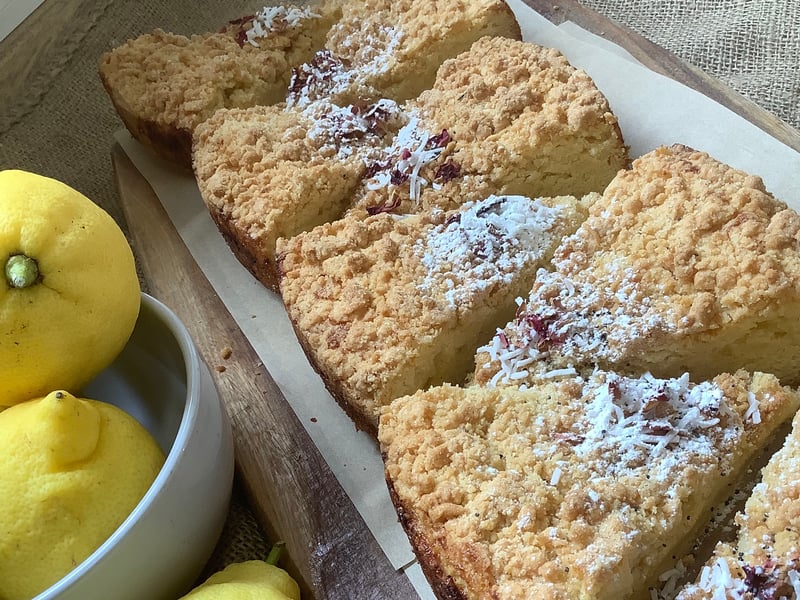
top-left (582, 0), bottom-right (800, 130)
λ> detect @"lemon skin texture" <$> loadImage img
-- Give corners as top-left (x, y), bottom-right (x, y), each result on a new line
top-left (180, 560), bottom-right (301, 599)
top-left (0, 169), bottom-right (141, 405)
top-left (0, 390), bottom-right (165, 600)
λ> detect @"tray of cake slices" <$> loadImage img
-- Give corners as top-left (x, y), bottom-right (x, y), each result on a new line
top-left (103, 0), bottom-right (800, 597)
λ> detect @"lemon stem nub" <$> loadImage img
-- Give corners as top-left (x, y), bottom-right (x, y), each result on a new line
top-left (266, 542), bottom-right (285, 566)
top-left (5, 254), bottom-right (40, 289)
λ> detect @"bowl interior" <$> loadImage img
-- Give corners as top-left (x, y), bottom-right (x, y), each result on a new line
top-left (82, 293), bottom-right (189, 452)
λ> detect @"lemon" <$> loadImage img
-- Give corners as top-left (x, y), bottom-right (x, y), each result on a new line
top-left (0, 390), bottom-right (165, 599)
top-left (180, 560), bottom-right (301, 600)
top-left (0, 170), bottom-right (141, 406)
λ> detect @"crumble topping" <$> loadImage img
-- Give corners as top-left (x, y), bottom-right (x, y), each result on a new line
top-left (364, 114), bottom-right (454, 204)
top-left (301, 98), bottom-right (405, 160)
top-left (415, 195), bottom-right (561, 309)
top-left (239, 5), bottom-right (320, 47)
top-left (481, 262), bottom-right (674, 386)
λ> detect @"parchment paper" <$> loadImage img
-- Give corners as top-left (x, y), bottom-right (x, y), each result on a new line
top-left (116, 2), bottom-right (800, 597)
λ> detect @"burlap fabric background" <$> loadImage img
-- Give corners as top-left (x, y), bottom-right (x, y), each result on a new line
top-left (0, 0), bottom-right (798, 587)
top-left (581, 0), bottom-right (800, 131)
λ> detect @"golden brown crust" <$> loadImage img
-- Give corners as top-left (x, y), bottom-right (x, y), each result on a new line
top-left (99, 4), bottom-right (341, 167)
top-left (476, 144), bottom-right (800, 388)
top-left (384, 471), bottom-right (468, 600)
top-left (380, 372), bottom-right (800, 600)
top-left (100, 71), bottom-right (194, 168)
top-left (278, 195), bottom-right (589, 434)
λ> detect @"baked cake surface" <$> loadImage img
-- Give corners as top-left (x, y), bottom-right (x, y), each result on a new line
top-left (676, 408), bottom-right (800, 599)
top-left (277, 193), bottom-right (592, 434)
top-left (475, 144), bottom-right (800, 389)
top-left (193, 97), bottom-right (406, 289)
top-left (286, 0), bottom-right (522, 109)
top-left (348, 36), bottom-right (629, 215)
top-left (194, 35), bottom-right (628, 291)
top-left (100, 2), bottom-right (343, 166)
top-left (379, 371), bottom-right (800, 600)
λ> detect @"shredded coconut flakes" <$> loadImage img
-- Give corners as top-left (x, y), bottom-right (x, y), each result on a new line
top-left (365, 114), bottom-right (450, 203)
top-left (415, 195), bottom-right (561, 310)
top-left (245, 6), bottom-right (319, 46)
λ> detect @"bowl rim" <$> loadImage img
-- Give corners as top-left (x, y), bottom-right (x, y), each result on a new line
top-left (36, 292), bottom-right (203, 598)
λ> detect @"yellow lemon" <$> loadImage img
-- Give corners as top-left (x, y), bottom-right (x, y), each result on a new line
top-left (0, 169), bottom-right (141, 406)
top-left (0, 390), bottom-right (165, 599)
top-left (180, 560), bottom-right (301, 600)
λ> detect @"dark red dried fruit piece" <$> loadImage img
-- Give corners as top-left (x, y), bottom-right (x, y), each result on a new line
top-left (426, 129), bottom-right (451, 149)
top-left (434, 160), bottom-right (461, 183)
top-left (742, 562), bottom-right (788, 600)
top-left (390, 169), bottom-right (408, 185)
top-left (366, 196), bottom-right (402, 216)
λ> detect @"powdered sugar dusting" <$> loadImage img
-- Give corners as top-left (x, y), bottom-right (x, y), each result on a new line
top-left (245, 6), bottom-right (319, 46)
top-left (287, 50), bottom-right (353, 109)
top-left (415, 196), bottom-right (562, 310)
top-left (481, 261), bottom-right (674, 387)
top-left (287, 23), bottom-right (403, 109)
top-left (574, 371), bottom-right (734, 478)
top-left (302, 98), bottom-right (406, 160)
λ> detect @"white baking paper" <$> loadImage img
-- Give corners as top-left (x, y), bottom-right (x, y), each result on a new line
top-left (116, 2), bottom-right (800, 598)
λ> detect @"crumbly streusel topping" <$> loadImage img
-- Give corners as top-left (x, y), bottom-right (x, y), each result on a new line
top-left (233, 5), bottom-right (321, 47)
top-left (415, 195), bottom-right (561, 310)
top-left (380, 370), bottom-right (796, 599)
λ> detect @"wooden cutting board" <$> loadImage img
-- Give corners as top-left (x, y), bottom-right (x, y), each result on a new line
top-left (113, 2), bottom-right (800, 599)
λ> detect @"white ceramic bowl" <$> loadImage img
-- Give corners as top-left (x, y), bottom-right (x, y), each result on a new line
top-left (36, 293), bottom-right (235, 600)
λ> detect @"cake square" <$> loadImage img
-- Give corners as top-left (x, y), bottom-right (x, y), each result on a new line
top-left (476, 144), bottom-right (800, 389)
top-left (277, 193), bottom-right (591, 434)
top-left (348, 36), bottom-right (629, 216)
top-left (380, 370), bottom-right (800, 599)
top-left (100, 2), bottom-right (342, 166)
top-left (287, 0), bottom-right (522, 109)
top-left (676, 408), bottom-right (800, 599)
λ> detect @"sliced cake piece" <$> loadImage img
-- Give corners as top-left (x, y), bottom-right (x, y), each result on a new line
top-left (348, 36), bottom-right (629, 216)
top-left (100, 2), bottom-right (343, 167)
top-left (277, 194), bottom-right (591, 435)
top-left (475, 144), bottom-right (800, 389)
top-left (676, 408), bottom-right (800, 600)
top-left (379, 370), bottom-right (800, 600)
top-left (286, 0), bottom-right (521, 109)
top-left (193, 97), bottom-right (406, 289)
top-left (195, 35), bottom-right (628, 292)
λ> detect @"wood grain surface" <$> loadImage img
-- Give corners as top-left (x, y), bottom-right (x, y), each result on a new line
top-left (112, 146), bottom-right (417, 599)
top-left (112, 3), bottom-right (800, 600)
